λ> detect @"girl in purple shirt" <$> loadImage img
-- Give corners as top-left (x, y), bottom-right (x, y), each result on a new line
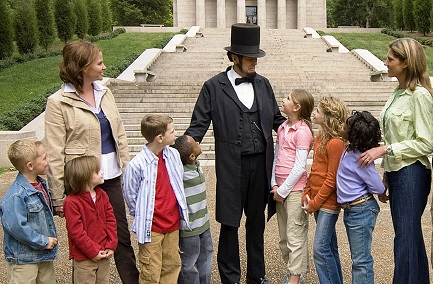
top-left (336, 111), bottom-right (385, 284)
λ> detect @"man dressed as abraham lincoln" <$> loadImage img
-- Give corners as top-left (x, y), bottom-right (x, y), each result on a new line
top-left (185, 23), bottom-right (285, 284)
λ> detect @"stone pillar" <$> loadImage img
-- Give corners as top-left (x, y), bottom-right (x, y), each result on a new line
top-left (237, 0), bottom-right (246, 23)
top-left (217, 0), bottom-right (226, 28)
top-left (277, 0), bottom-right (286, 29)
top-left (297, 0), bottom-right (307, 29)
top-left (257, 0), bottom-right (266, 28)
top-left (196, 0), bottom-right (206, 27)
top-left (173, 0), bottom-right (178, 27)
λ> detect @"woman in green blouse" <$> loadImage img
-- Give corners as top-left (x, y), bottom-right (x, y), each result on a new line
top-left (359, 38), bottom-right (433, 283)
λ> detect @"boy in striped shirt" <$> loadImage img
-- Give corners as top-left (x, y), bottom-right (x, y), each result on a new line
top-left (172, 135), bottom-right (214, 284)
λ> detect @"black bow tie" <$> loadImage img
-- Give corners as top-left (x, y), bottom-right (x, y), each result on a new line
top-left (235, 77), bottom-right (254, 85)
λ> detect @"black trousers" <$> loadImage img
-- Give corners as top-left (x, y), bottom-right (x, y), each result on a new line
top-left (100, 176), bottom-right (139, 284)
top-left (218, 154), bottom-right (267, 284)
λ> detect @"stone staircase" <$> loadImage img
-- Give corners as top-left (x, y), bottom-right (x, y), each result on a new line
top-left (109, 28), bottom-right (396, 160)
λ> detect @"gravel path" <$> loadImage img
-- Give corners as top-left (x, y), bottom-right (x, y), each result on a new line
top-left (0, 165), bottom-right (431, 283)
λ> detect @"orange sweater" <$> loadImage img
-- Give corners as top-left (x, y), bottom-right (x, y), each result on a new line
top-left (302, 136), bottom-right (345, 212)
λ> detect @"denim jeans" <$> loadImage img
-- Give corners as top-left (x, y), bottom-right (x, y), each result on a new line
top-left (343, 198), bottom-right (380, 284)
top-left (387, 161), bottom-right (431, 284)
top-left (313, 210), bottom-right (342, 284)
top-left (179, 229), bottom-right (214, 284)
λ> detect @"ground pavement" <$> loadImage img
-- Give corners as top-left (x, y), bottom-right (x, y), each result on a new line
top-left (0, 165), bottom-right (432, 283)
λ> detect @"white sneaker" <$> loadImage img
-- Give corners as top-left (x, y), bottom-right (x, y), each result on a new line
top-left (281, 273), bottom-right (305, 284)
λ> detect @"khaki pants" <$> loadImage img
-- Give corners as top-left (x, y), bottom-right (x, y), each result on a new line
top-left (138, 230), bottom-right (181, 284)
top-left (276, 191), bottom-right (309, 275)
top-left (72, 258), bottom-right (111, 284)
top-left (7, 261), bottom-right (55, 284)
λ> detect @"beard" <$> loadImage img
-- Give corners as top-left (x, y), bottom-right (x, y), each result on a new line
top-left (234, 60), bottom-right (257, 79)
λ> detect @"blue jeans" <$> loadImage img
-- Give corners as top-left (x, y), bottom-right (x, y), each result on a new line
top-left (178, 229), bottom-right (214, 284)
top-left (387, 162), bottom-right (431, 284)
top-left (343, 198), bottom-right (380, 284)
top-left (313, 210), bottom-right (342, 284)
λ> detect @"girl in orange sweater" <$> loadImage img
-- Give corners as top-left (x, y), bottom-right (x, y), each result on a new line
top-left (302, 96), bottom-right (349, 284)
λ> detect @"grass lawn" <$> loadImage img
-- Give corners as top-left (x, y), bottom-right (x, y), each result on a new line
top-left (328, 32), bottom-right (433, 74)
top-left (0, 32), bottom-right (177, 115)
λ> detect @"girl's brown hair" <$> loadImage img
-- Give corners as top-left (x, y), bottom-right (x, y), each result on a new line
top-left (316, 96), bottom-right (349, 153)
top-left (59, 40), bottom-right (101, 94)
top-left (290, 89), bottom-right (315, 137)
top-left (64, 156), bottom-right (100, 195)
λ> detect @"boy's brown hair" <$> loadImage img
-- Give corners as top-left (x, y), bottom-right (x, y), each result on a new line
top-left (8, 140), bottom-right (44, 172)
top-left (141, 114), bottom-right (173, 142)
top-left (64, 156), bottom-right (100, 195)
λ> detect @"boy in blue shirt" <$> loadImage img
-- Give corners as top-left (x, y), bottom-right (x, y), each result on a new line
top-left (123, 114), bottom-right (190, 283)
top-left (0, 139), bottom-right (58, 284)
top-left (172, 135), bottom-right (213, 284)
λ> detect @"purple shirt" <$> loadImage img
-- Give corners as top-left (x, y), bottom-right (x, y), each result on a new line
top-left (336, 149), bottom-right (385, 204)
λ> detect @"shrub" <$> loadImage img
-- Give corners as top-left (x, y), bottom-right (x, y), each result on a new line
top-left (35, 0), bottom-right (57, 50)
top-left (14, 1), bottom-right (39, 55)
top-left (55, 0), bottom-right (75, 43)
top-left (74, 0), bottom-right (88, 39)
top-left (0, 1), bottom-right (14, 59)
top-left (88, 0), bottom-right (102, 36)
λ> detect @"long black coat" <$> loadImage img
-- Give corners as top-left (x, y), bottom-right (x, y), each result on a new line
top-left (185, 69), bottom-right (285, 227)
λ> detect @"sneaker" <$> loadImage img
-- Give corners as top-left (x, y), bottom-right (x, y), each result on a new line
top-left (281, 273), bottom-right (305, 284)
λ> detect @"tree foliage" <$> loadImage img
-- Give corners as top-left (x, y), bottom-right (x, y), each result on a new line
top-left (14, 1), bottom-right (39, 54)
top-left (414, 0), bottom-right (432, 35)
top-left (55, 0), bottom-right (75, 43)
top-left (101, 0), bottom-right (113, 32)
top-left (393, 0), bottom-right (405, 29)
top-left (327, 0), bottom-right (393, 28)
top-left (111, 0), bottom-right (172, 26)
top-left (88, 0), bottom-right (102, 36)
top-left (0, 1), bottom-right (14, 59)
top-left (403, 0), bottom-right (416, 31)
top-left (74, 0), bottom-right (88, 39)
top-left (35, 0), bottom-right (57, 50)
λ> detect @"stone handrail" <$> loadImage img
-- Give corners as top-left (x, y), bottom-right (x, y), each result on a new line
top-left (321, 35), bottom-right (349, 53)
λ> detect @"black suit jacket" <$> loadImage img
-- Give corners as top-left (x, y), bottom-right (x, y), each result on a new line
top-left (185, 68), bottom-right (285, 227)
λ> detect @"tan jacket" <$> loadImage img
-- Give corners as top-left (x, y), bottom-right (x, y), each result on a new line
top-left (44, 84), bottom-right (129, 206)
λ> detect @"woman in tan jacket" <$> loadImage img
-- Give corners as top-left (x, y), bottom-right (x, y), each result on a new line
top-left (44, 40), bottom-right (139, 283)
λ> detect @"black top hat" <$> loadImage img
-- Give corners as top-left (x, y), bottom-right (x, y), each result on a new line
top-left (224, 23), bottom-right (266, 58)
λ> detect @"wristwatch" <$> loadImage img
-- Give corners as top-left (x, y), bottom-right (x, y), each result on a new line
top-left (386, 145), bottom-right (393, 156)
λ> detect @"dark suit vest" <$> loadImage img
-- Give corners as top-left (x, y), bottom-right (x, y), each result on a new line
top-left (233, 92), bottom-right (266, 155)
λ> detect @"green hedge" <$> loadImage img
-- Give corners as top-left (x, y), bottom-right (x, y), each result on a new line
top-left (381, 28), bottom-right (433, 47)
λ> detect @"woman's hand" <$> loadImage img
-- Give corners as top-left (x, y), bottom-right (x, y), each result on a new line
top-left (357, 145), bottom-right (387, 168)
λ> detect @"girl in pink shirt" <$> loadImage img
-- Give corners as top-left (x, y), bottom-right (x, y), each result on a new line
top-left (271, 89), bottom-right (314, 284)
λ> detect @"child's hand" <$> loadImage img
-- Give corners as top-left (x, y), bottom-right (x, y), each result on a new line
top-left (301, 194), bottom-right (313, 214)
top-left (378, 176), bottom-right (389, 203)
top-left (92, 250), bottom-right (107, 262)
top-left (104, 249), bottom-right (114, 258)
top-left (270, 186), bottom-right (284, 203)
top-left (45, 237), bottom-right (58, 250)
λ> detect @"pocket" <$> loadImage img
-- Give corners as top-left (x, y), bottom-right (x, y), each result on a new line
top-left (389, 107), bottom-right (412, 137)
top-left (26, 200), bottom-right (48, 233)
top-left (64, 147), bottom-right (86, 163)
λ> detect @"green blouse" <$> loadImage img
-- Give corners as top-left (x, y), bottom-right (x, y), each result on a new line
top-left (381, 86), bottom-right (433, 172)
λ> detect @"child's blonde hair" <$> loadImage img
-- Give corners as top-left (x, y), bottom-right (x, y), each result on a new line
top-left (316, 96), bottom-right (349, 153)
top-left (64, 156), bottom-right (100, 195)
top-left (290, 89), bottom-right (315, 137)
top-left (141, 114), bottom-right (173, 142)
top-left (8, 139), bottom-right (44, 172)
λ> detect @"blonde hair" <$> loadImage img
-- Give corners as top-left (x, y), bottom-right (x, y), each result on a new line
top-left (141, 114), bottom-right (173, 142)
top-left (59, 40), bottom-right (101, 94)
top-left (316, 96), bottom-right (349, 153)
top-left (389, 38), bottom-right (433, 95)
top-left (290, 89), bottom-right (315, 137)
top-left (8, 140), bottom-right (44, 172)
top-left (64, 156), bottom-right (100, 195)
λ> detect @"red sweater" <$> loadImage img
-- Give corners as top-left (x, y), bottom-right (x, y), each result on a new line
top-left (64, 187), bottom-right (118, 260)
top-left (303, 136), bottom-right (345, 212)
